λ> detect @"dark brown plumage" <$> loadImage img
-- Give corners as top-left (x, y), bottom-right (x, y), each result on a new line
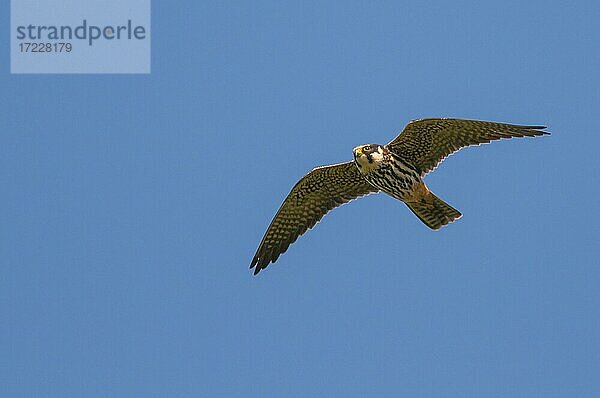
top-left (386, 118), bottom-right (548, 175)
top-left (250, 118), bottom-right (549, 274)
top-left (250, 162), bottom-right (378, 274)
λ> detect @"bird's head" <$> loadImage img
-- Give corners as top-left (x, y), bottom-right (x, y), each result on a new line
top-left (353, 144), bottom-right (385, 173)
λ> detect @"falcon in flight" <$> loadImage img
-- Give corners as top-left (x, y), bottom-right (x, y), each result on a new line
top-left (250, 118), bottom-right (549, 274)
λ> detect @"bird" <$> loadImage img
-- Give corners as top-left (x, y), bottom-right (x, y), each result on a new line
top-left (250, 118), bottom-right (549, 274)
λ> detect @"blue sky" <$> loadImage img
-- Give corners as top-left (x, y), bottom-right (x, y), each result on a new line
top-left (2, 1), bottom-right (600, 396)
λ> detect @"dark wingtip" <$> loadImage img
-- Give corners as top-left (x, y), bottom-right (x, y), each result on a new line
top-left (250, 255), bottom-right (266, 275)
top-left (536, 129), bottom-right (551, 136)
top-left (522, 125), bottom-right (550, 136)
top-left (532, 125), bottom-right (549, 133)
top-left (249, 256), bottom-right (259, 273)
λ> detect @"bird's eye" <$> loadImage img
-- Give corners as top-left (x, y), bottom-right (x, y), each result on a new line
top-left (363, 145), bottom-right (371, 151)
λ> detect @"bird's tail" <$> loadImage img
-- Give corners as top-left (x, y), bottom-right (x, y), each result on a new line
top-left (405, 186), bottom-right (462, 230)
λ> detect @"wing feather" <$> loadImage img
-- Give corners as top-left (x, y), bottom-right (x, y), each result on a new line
top-left (250, 161), bottom-right (377, 274)
top-left (386, 118), bottom-right (549, 175)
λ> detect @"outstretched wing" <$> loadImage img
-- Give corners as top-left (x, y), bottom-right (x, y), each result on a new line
top-left (386, 118), bottom-right (549, 175)
top-left (250, 161), bottom-right (378, 275)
